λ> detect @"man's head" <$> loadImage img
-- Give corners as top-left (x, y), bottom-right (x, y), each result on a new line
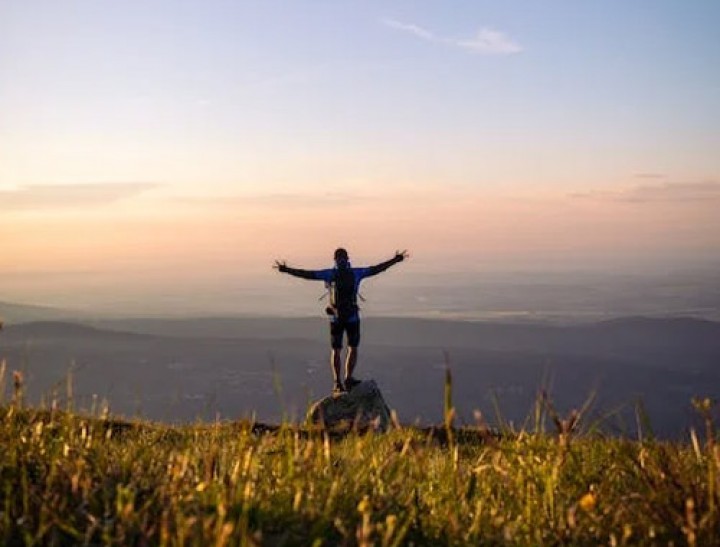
top-left (334, 247), bottom-right (349, 267)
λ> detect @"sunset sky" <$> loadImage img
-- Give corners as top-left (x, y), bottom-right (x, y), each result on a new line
top-left (1, 1), bottom-right (719, 312)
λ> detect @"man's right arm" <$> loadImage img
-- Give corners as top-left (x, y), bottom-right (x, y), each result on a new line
top-left (280, 265), bottom-right (321, 280)
top-left (274, 260), bottom-right (330, 281)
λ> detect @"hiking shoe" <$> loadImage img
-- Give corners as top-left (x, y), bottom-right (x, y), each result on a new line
top-left (333, 382), bottom-right (347, 396)
top-left (344, 377), bottom-right (361, 391)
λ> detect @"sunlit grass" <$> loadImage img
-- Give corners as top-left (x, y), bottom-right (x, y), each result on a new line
top-left (0, 361), bottom-right (719, 545)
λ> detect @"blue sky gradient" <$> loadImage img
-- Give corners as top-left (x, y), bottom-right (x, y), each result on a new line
top-left (3, 1), bottom-right (718, 191)
top-left (1, 1), bottom-right (719, 309)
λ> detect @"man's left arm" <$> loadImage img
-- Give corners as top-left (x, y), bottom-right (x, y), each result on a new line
top-left (363, 250), bottom-right (409, 278)
top-left (274, 260), bottom-right (337, 284)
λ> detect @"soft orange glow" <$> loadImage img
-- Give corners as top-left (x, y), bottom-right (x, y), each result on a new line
top-left (2, 187), bottom-right (719, 285)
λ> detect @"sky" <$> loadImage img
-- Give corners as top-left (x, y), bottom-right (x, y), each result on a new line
top-left (1, 1), bottom-right (719, 312)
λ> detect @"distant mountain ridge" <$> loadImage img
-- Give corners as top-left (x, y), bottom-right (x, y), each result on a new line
top-left (89, 315), bottom-right (720, 366)
top-left (2, 314), bottom-right (720, 436)
top-left (3, 321), bottom-right (113, 338)
top-left (5, 314), bottom-right (720, 374)
top-left (0, 301), bottom-right (82, 324)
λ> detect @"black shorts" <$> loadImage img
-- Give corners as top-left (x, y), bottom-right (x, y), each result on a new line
top-left (330, 319), bottom-right (360, 349)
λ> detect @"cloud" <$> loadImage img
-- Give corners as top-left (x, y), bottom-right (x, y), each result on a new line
top-left (382, 18), bottom-right (436, 41)
top-left (382, 18), bottom-right (522, 55)
top-left (248, 191), bottom-right (371, 207)
top-left (171, 191), bottom-right (373, 210)
top-left (455, 28), bottom-right (524, 54)
top-left (634, 173), bottom-right (666, 180)
top-left (0, 183), bottom-right (158, 211)
top-left (570, 181), bottom-right (720, 204)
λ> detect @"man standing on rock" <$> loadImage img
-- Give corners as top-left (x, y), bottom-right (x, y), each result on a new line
top-left (274, 248), bottom-right (408, 395)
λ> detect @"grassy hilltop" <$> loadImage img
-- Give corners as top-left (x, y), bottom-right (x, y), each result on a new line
top-left (1, 369), bottom-right (719, 546)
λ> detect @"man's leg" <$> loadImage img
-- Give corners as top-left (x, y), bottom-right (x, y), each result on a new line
top-left (344, 346), bottom-right (358, 381)
top-left (344, 320), bottom-right (361, 389)
top-left (331, 348), bottom-right (342, 385)
top-left (329, 321), bottom-right (345, 391)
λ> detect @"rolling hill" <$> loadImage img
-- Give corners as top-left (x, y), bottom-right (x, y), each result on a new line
top-left (1, 315), bottom-right (718, 437)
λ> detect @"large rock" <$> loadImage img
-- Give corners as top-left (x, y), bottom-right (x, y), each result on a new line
top-left (307, 380), bottom-right (392, 432)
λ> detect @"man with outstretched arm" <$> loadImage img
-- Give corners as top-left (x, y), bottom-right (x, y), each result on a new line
top-left (274, 248), bottom-right (408, 395)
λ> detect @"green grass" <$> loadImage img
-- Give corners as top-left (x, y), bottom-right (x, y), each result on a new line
top-left (0, 365), bottom-right (719, 545)
top-left (1, 407), bottom-right (718, 545)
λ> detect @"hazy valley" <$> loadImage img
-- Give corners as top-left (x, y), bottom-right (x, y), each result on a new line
top-left (1, 301), bottom-right (719, 438)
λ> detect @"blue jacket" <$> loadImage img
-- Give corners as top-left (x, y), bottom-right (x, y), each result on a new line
top-left (279, 256), bottom-right (403, 322)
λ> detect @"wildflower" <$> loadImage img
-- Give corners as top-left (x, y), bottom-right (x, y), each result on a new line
top-left (12, 371), bottom-right (24, 406)
top-left (13, 370), bottom-right (23, 389)
top-left (692, 397), bottom-right (713, 412)
top-left (579, 492), bottom-right (597, 512)
top-left (357, 495), bottom-right (371, 514)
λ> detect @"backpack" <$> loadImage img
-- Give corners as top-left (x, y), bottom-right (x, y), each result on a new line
top-left (327, 266), bottom-right (358, 320)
